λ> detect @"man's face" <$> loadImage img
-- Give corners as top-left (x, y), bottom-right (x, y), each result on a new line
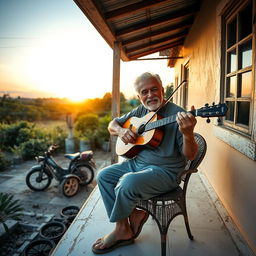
top-left (136, 78), bottom-right (164, 111)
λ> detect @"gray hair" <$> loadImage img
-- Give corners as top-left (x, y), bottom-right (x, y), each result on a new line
top-left (134, 72), bottom-right (162, 92)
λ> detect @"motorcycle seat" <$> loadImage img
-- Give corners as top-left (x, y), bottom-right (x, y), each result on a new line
top-left (80, 150), bottom-right (93, 161)
top-left (64, 152), bottom-right (80, 160)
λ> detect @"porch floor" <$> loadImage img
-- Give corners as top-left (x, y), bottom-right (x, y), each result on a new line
top-left (51, 172), bottom-right (245, 256)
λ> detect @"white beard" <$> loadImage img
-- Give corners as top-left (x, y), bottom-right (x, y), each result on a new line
top-left (143, 97), bottom-right (161, 111)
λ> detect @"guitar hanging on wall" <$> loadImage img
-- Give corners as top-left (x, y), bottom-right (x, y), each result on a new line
top-left (116, 103), bottom-right (228, 158)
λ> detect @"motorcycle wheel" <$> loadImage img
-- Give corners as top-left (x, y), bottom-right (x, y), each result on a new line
top-left (26, 168), bottom-right (52, 191)
top-left (61, 177), bottom-right (80, 197)
top-left (72, 164), bottom-right (94, 186)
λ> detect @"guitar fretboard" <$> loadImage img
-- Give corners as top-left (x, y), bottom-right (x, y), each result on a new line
top-left (144, 110), bottom-right (197, 132)
top-left (144, 114), bottom-right (177, 132)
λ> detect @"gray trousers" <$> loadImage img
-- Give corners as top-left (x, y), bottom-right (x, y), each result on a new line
top-left (96, 159), bottom-right (179, 222)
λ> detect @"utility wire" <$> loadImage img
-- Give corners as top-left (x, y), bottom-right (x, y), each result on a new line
top-left (0, 37), bottom-right (40, 39)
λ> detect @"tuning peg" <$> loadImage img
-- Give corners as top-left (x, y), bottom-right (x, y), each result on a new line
top-left (206, 117), bottom-right (211, 123)
top-left (205, 103), bottom-right (209, 107)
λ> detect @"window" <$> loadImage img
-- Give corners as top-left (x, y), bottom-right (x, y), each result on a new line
top-left (222, 0), bottom-right (254, 135)
top-left (179, 62), bottom-right (189, 110)
top-left (216, 0), bottom-right (256, 160)
top-left (182, 64), bottom-right (189, 110)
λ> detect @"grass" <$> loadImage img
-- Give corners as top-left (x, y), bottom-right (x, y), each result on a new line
top-left (35, 120), bottom-right (67, 130)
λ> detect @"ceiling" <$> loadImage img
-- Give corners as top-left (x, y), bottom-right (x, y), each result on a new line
top-left (74, 0), bottom-right (202, 62)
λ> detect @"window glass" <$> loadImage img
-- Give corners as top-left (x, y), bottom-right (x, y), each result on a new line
top-left (239, 40), bottom-right (252, 69)
top-left (226, 76), bottom-right (236, 97)
top-left (227, 19), bottom-right (237, 48)
top-left (226, 101), bottom-right (235, 121)
top-left (238, 71), bottom-right (252, 98)
top-left (238, 2), bottom-right (252, 40)
top-left (237, 102), bottom-right (250, 125)
top-left (228, 50), bottom-right (236, 73)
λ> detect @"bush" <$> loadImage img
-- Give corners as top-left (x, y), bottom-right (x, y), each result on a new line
top-left (47, 126), bottom-right (67, 152)
top-left (96, 114), bottom-right (111, 144)
top-left (18, 139), bottom-right (48, 160)
top-left (0, 121), bottom-right (35, 150)
top-left (75, 114), bottom-right (99, 149)
top-left (0, 121), bottom-right (68, 160)
top-left (0, 152), bottom-right (9, 172)
top-left (16, 127), bottom-right (34, 145)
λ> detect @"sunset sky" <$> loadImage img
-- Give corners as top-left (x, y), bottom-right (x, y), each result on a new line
top-left (0, 0), bottom-right (173, 101)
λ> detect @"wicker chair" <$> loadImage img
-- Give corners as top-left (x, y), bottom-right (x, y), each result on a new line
top-left (136, 133), bottom-right (207, 256)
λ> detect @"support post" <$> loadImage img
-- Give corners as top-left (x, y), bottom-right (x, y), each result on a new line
top-left (111, 41), bottom-right (121, 164)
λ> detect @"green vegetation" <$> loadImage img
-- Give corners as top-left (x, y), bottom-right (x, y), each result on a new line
top-left (75, 113), bottom-right (99, 149)
top-left (74, 113), bottom-right (112, 149)
top-left (0, 121), bottom-right (67, 169)
top-left (165, 83), bottom-right (174, 99)
top-left (97, 114), bottom-right (112, 144)
top-left (0, 92), bottom-right (138, 123)
top-left (0, 92), bottom-right (140, 169)
top-left (0, 152), bottom-right (9, 171)
top-left (0, 193), bottom-right (23, 232)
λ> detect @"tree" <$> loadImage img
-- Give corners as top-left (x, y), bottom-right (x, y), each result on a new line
top-left (165, 83), bottom-right (174, 99)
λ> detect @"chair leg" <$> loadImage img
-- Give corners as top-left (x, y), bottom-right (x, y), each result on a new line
top-left (184, 214), bottom-right (194, 240)
top-left (152, 201), bottom-right (157, 220)
top-left (160, 233), bottom-right (167, 256)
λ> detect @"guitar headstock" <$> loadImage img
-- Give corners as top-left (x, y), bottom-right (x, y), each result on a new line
top-left (195, 103), bottom-right (228, 119)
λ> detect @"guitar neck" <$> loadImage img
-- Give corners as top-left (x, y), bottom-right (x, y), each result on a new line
top-left (144, 110), bottom-right (196, 132)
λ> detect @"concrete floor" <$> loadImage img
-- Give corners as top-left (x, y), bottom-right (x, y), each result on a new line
top-left (51, 172), bottom-right (252, 256)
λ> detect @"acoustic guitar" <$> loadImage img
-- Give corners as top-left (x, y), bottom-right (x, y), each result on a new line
top-left (116, 103), bottom-right (228, 158)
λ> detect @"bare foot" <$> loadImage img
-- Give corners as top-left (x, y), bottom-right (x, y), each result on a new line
top-left (129, 208), bottom-right (148, 236)
top-left (93, 222), bottom-right (133, 250)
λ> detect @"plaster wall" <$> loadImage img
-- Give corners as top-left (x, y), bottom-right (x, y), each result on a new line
top-left (173, 0), bottom-right (256, 253)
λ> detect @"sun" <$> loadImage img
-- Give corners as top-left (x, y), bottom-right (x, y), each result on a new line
top-left (63, 93), bottom-right (86, 102)
top-left (21, 34), bottom-right (111, 100)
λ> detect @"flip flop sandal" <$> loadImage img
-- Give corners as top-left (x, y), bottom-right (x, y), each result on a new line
top-left (92, 237), bottom-right (134, 254)
top-left (132, 212), bottom-right (149, 239)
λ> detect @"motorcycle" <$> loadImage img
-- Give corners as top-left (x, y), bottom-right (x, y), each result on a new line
top-left (26, 145), bottom-right (95, 197)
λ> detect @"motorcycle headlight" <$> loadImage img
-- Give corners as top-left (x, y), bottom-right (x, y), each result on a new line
top-left (35, 156), bottom-right (45, 163)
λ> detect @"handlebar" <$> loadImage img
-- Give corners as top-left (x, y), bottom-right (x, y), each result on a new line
top-left (46, 144), bottom-right (59, 155)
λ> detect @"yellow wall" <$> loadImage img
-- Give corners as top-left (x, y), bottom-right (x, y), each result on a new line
top-left (173, 0), bottom-right (256, 253)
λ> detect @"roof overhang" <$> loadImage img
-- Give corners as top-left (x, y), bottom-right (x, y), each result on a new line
top-left (74, 0), bottom-right (201, 62)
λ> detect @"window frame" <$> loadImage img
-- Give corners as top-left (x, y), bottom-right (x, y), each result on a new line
top-left (215, 0), bottom-right (256, 160)
top-left (222, 0), bottom-right (255, 136)
top-left (180, 59), bottom-right (190, 110)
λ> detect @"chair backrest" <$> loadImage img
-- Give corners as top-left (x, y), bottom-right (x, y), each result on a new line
top-left (177, 133), bottom-right (207, 184)
top-left (188, 133), bottom-right (207, 170)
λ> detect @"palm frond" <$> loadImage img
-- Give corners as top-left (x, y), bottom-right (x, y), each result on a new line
top-left (0, 192), bottom-right (24, 230)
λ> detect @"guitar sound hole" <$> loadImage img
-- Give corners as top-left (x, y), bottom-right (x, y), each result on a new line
top-left (138, 124), bottom-right (146, 135)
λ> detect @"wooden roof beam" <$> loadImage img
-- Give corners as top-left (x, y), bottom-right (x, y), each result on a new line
top-left (105, 0), bottom-right (170, 20)
top-left (122, 19), bottom-right (193, 46)
top-left (125, 31), bottom-right (188, 54)
top-left (73, 0), bottom-right (129, 61)
top-left (74, 0), bottom-right (114, 46)
top-left (116, 3), bottom-right (200, 36)
top-left (128, 40), bottom-right (184, 60)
